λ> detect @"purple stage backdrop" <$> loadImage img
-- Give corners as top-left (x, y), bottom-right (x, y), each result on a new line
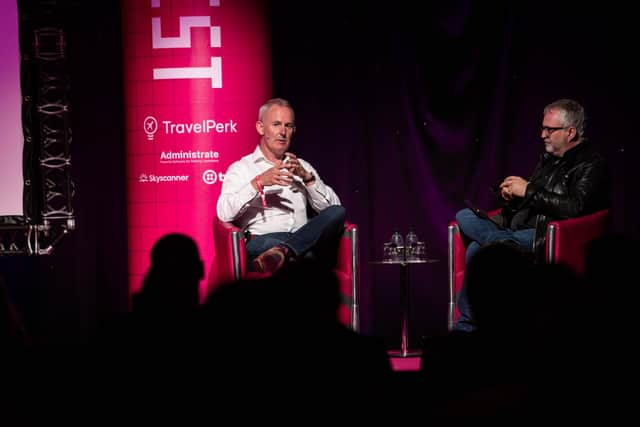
top-left (0, 0), bottom-right (23, 216)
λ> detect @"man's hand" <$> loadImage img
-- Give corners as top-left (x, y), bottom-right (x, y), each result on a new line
top-left (284, 152), bottom-right (315, 184)
top-left (256, 159), bottom-right (293, 187)
top-left (499, 176), bottom-right (528, 200)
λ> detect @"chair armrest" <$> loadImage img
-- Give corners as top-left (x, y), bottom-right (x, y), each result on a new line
top-left (487, 208), bottom-right (502, 218)
top-left (448, 207), bottom-right (501, 287)
top-left (212, 217), bottom-right (247, 287)
top-left (448, 207), bottom-right (502, 328)
top-left (545, 209), bottom-right (610, 274)
top-left (335, 222), bottom-right (357, 275)
top-left (335, 221), bottom-right (359, 331)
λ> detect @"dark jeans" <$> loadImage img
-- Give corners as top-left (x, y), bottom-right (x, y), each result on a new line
top-left (454, 208), bottom-right (535, 332)
top-left (245, 205), bottom-right (346, 270)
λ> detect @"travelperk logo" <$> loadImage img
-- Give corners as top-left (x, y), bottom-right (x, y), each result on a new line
top-left (143, 116), bottom-right (237, 141)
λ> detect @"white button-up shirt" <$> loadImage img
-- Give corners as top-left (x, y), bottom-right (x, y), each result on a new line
top-left (216, 145), bottom-right (341, 235)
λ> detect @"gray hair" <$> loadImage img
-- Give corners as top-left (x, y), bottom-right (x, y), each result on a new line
top-left (544, 99), bottom-right (586, 138)
top-left (258, 98), bottom-right (295, 122)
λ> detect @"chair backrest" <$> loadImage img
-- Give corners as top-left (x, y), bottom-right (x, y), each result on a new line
top-left (447, 208), bottom-right (611, 330)
top-left (208, 216), bottom-right (360, 331)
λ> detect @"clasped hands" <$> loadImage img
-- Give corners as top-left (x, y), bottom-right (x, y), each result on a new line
top-left (258, 152), bottom-right (314, 187)
top-left (499, 176), bottom-right (528, 200)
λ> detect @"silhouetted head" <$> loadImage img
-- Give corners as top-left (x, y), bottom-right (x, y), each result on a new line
top-left (205, 258), bottom-right (340, 326)
top-left (584, 232), bottom-right (640, 323)
top-left (271, 258), bottom-right (341, 325)
top-left (585, 232), bottom-right (638, 289)
top-left (525, 262), bottom-right (583, 337)
top-left (134, 233), bottom-right (204, 315)
top-left (465, 242), bottom-right (535, 331)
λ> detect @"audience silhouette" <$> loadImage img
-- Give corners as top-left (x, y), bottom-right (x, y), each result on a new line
top-left (198, 258), bottom-right (393, 413)
top-left (14, 230), bottom-right (640, 421)
top-left (579, 232), bottom-right (640, 418)
top-left (419, 235), bottom-right (637, 420)
top-left (78, 234), bottom-right (205, 421)
top-left (1, 275), bottom-right (31, 354)
top-left (2, 274), bottom-right (36, 423)
top-left (420, 242), bottom-right (537, 418)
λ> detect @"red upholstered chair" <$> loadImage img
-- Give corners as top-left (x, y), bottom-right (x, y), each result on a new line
top-left (447, 208), bottom-right (611, 330)
top-left (209, 216), bottom-right (360, 331)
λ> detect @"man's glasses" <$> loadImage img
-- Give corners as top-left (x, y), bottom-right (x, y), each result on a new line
top-left (540, 126), bottom-right (567, 135)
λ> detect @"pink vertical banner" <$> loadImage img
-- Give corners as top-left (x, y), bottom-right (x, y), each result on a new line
top-left (122, 0), bottom-right (271, 298)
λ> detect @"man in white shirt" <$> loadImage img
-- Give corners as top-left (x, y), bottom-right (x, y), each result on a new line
top-left (217, 98), bottom-right (345, 274)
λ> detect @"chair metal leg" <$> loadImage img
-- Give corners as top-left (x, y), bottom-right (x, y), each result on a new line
top-left (447, 224), bottom-right (458, 331)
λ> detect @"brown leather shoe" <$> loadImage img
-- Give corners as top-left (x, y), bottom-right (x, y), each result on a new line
top-left (252, 245), bottom-right (287, 273)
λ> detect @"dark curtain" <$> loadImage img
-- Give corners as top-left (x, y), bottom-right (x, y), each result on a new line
top-left (270, 1), bottom-right (639, 344)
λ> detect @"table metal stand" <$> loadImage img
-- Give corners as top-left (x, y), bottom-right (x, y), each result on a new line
top-left (371, 258), bottom-right (439, 357)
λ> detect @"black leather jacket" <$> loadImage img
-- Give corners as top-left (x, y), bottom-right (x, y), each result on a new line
top-left (498, 141), bottom-right (611, 261)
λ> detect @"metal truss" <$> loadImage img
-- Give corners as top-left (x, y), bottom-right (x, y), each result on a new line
top-left (0, 17), bottom-right (75, 255)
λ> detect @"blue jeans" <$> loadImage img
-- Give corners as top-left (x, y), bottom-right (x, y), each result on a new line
top-left (245, 205), bottom-right (346, 269)
top-left (454, 208), bottom-right (535, 332)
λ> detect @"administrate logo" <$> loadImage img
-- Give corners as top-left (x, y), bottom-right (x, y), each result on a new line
top-left (160, 150), bottom-right (220, 164)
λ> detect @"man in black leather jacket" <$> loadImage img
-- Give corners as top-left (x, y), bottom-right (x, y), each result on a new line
top-left (453, 99), bottom-right (611, 332)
